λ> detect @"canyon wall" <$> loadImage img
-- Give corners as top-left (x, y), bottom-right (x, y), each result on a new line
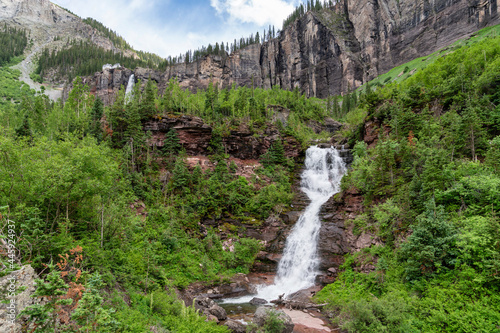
top-left (85, 0), bottom-right (499, 102)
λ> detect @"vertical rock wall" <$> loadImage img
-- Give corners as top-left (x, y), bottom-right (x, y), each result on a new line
top-left (83, 0), bottom-right (499, 102)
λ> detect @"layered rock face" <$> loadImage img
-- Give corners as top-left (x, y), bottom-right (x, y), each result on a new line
top-left (85, 0), bottom-right (498, 100)
top-left (182, 0), bottom-right (499, 97)
top-left (143, 115), bottom-right (301, 159)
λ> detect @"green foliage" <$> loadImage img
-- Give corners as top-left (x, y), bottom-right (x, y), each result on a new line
top-left (0, 66), bottom-right (35, 106)
top-left (399, 201), bottom-right (457, 281)
top-left (486, 135), bottom-right (500, 172)
top-left (162, 128), bottom-right (181, 155)
top-left (0, 135), bottom-right (124, 267)
top-left (36, 40), bottom-right (154, 82)
top-left (72, 273), bottom-right (119, 332)
top-left (89, 96), bottom-right (104, 141)
top-left (21, 264), bottom-right (72, 332)
top-left (320, 24), bottom-right (500, 333)
top-left (260, 139), bottom-right (286, 167)
top-left (0, 23), bottom-right (27, 65)
top-left (171, 156), bottom-right (190, 191)
top-left (372, 198), bottom-right (401, 241)
top-left (139, 78), bottom-right (158, 119)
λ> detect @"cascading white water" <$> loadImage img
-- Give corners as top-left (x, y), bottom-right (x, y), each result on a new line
top-left (125, 74), bottom-right (135, 102)
top-left (224, 146), bottom-right (346, 303)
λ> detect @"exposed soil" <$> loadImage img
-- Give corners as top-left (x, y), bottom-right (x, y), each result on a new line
top-left (12, 37), bottom-right (63, 101)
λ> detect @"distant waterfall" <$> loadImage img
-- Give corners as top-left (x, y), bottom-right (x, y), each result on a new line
top-left (225, 146), bottom-right (347, 303)
top-left (125, 74), bottom-right (135, 102)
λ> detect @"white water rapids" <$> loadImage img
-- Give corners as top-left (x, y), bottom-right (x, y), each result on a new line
top-left (224, 146), bottom-right (347, 303)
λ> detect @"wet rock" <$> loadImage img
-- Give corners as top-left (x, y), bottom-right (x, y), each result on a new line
top-left (338, 148), bottom-right (354, 167)
top-left (317, 186), bottom-right (382, 273)
top-left (208, 304), bottom-right (227, 321)
top-left (224, 319), bottom-right (247, 333)
top-left (249, 297), bottom-right (267, 305)
top-left (316, 274), bottom-right (336, 285)
top-left (194, 297), bottom-right (227, 321)
top-left (324, 118), bottom-right (343, 134)
top-left (281, 211), bottom-right (303, 225)
top-left (253, 252), bottom-right (283, 272)
top-left (253, 307), bottom-right (294, 333)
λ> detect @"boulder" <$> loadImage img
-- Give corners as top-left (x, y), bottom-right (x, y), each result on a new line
top-left (224, 320), bottom-right (247, 333)
top-left (249, 297), bottom-right (267, 305)
top-left (0, 265), bottom-right (39, 333)
top-left (208, 304), bottom-right (227, 321)
top-left (253, 307), bottom-right (294, 333)
top-left (194, 297), bottom-right (227, 321)
top-left (205, 314), bottom-right (219, 323)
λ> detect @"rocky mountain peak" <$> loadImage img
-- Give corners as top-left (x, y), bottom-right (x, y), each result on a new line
top-left (0, 0), bottom-right (76, 25)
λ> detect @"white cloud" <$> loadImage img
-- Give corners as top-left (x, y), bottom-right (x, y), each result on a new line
top-left (211, 0), bottom-right (299, 26)
top-left (51, 0), bottom-right (302, 58)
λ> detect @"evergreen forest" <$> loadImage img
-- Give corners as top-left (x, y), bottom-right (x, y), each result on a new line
top-left (35, 40), bottom-right (157, 82)
top-left (0, 10), bottom-right (499, 333)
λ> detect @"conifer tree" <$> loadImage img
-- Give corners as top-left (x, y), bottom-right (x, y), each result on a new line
top-left (163, 128), bottom-right (181, 156)
top-left (140, 78), bottom-right (157, 119)
top-left (15, 114), bottom-right (32, 139)
top-left (89, 96), bottom-right (104, 141)
top-left (172, 156), bottom-right (190, 190)
top-left (261, 139), bottom-right (286, 167)
top-left (72, 273), bottom-right (119, 332)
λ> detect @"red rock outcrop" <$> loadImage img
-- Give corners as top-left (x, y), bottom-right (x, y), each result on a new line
top-left (143, 115), bottom-right (301, 160)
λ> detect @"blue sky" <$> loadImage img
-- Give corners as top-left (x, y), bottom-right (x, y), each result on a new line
top-left (52, 0), bottom-right (304, 59)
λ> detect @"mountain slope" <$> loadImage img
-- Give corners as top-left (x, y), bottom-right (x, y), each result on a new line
top-left (160, 0), bottom-right (499, 97)
top-left (0, 0), bottom-right (165, 100)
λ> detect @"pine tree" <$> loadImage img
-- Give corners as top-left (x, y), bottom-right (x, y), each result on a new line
top-left (72, 273), bottom-right (119, 332)
top-left (15, 114), bottom-right (32, 139)
top-left (140, 78), bottom-right (157, 119)
top-left (261, 139), bottom-right (286, 167)
top-left (172, 156), bottom-right (190, 190)
top-left (163, 128), bottom-right (181, 155)
top-left (89, 96), bottom-right (104, 141)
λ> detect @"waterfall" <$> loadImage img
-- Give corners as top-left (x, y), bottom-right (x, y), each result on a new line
top-left (273, 146), bottom-right (346, 294)
top-left (125, 74), bottom-right (135, 102)
top-left (224, 146), bottom-right (346, 303)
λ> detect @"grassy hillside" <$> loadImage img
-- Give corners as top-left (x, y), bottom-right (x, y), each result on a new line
top-left (365, 24), bottom-right (500, 88)
top-left (316, 24), bottom-right (500, 332)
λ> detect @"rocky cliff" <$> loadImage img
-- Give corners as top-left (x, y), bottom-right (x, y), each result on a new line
top-left (0, 0), bottom-right (137, 64)
top-left (172, 0), bottom-right (499, 97)
top-left (84, 0), bottom-right (499, 100)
